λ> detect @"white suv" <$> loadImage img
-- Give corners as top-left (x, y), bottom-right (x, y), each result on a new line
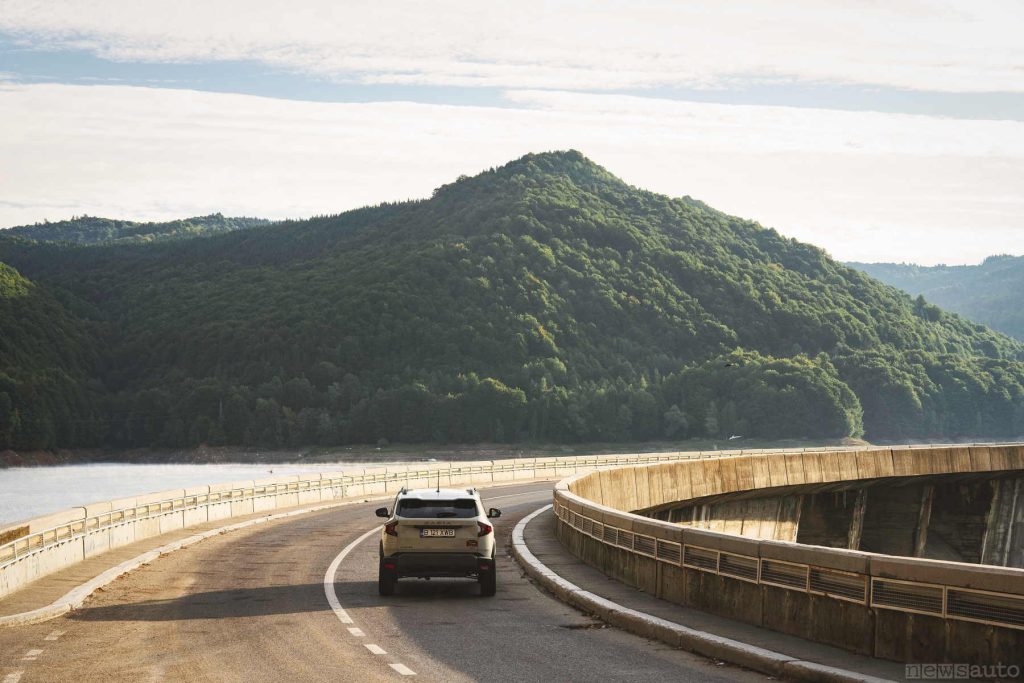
top-left (375, 487), bottom-right (502, 596)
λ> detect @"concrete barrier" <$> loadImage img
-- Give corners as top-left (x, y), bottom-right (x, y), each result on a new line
top-left (553, 443), bottom-right (1024, 666)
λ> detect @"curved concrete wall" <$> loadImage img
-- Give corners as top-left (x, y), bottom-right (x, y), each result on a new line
top-left (554, 444), bottom-right (1024, 665)
top-left (0, 451), bottom-right (708, 602)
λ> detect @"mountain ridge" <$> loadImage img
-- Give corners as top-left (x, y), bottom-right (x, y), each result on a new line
top-left (2, 150), bottom-right (1023, 451)
top-left (2, 213), bottom-right (272, 246)
top-left (849, 255), bottom-right (1024, 342)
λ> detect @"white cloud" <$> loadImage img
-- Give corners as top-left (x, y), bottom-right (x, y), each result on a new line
top-left (0, 83), bottom-right (1022, 264)
top-left (506, 90), bottom-right (1024, 156)
top-left (1, 0), bottom-right (1022, 93)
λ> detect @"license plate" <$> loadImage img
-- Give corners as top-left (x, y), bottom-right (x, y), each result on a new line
top-left (420, 528), bottom-right (456, 538)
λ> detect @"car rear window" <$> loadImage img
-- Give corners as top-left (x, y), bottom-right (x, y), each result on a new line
top-left (397, 498), bottom-right (478, 518)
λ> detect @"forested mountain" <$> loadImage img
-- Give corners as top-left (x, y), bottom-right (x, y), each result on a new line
top-left (2, 151), bottom-right (1023, 450)
top-left (850, 256), bottom-right (1024, 342)
top-left (0, 262), bottom-right (104, 448)
top-left (3, 213), bottom-right (270, 246)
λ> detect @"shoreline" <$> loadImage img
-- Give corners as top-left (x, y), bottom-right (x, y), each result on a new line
top-left (1, 439), bottom-right (860, 469)
top-left (6, 436), bottom-right (1014, 469)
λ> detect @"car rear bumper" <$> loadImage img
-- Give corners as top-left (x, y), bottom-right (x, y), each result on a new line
top-left (388, 552), bottom-right (488, 577)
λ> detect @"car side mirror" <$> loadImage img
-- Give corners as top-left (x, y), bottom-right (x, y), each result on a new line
top-left (375, 507), bottom-right (389, 518)
top-left (487, 508), bottom-right (501, 519)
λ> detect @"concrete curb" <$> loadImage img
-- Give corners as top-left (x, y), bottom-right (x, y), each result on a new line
top-left (0, 496), bottom-right (391, 628)
top-left (510, 505), bottom-right (895, 683)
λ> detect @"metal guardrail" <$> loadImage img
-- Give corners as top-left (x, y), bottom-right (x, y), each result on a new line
top-left (553, 498), bottom-right (1024, 631)
top-left (2, 442), bottom-right (1014, 599)
top-left (0, 451), bottom-right (713, 574)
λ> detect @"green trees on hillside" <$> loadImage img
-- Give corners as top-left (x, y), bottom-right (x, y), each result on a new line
top-left (662, 351), bottom-right (863, 440)
top-left (0, 263), bottom-right (105, 449)
top-left (5, 213), bottom-right (269, 246)
top-left (2, 151), bottom-right (1024, 450)
top-left (850, 255), bottom-right (1024, 341)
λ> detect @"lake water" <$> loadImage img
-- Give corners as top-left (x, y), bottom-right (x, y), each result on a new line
top-left (0, 461), bottom-right (421, 527)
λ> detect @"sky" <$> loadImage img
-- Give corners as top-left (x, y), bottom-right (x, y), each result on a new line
top-left (0, 1), bottom-right (1022, 264)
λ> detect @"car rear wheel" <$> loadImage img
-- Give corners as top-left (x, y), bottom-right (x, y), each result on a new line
top-left (379, 561), bottom-right (397, 596)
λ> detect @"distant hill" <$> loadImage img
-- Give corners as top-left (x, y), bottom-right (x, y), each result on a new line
top-left (2, 151), bottom-right (1023, 451)
top-left (850, 256), bottom-right (1024, 342)
top-left (3, 213), bottom-right (271, 245)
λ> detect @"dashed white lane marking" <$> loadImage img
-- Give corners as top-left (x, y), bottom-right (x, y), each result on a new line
top-left (44, 630), bottom-right (65, 641)
top-left (389, 663), bottom-right (416, 676)
top-left (324, 524), bottom-right (422, 678)
top-left (21, 649), bottom-right (42, 661)
top-left (324, 525), bottom-right (382, 625)
top-left (324, 487), bottom-right (547, 680)
top-left (2, 671), bottom-right (24, 683)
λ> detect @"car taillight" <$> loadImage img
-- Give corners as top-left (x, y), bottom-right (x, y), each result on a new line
top-left (477, 521), bottom-right (492, 537)
top-left (384, 521), bottom-right (398, 536)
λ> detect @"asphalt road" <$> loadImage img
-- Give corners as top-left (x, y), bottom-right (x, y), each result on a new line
top-left (0, 482), bottom-right (764, 682)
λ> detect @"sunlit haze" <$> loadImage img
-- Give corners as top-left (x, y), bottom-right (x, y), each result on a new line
top-left (1, 0), bottom-right (1022, 264)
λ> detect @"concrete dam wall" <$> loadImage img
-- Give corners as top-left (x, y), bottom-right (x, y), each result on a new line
top-left (642, 472), bottom-right (1024, 568)
top-left (555, 444), bottom-right (1024, 665)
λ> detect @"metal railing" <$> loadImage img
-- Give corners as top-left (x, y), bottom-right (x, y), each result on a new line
top-left (0, 451), bottom-right (710, 576)
top-left (3, 442), bottom-right (1017, 602)
top-left (554, 497), bottom-right (1024, 631)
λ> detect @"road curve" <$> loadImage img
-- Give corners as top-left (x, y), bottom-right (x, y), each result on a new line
top-left (0, 482), bottom-right (761, 682)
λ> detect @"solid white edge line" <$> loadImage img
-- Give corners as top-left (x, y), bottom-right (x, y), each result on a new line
top-left (511, 504), bottom-right (896, 683)
top-left (389, 663), bottom-right (416, 676)
top-left (324, 525), bottom-right (382, 625)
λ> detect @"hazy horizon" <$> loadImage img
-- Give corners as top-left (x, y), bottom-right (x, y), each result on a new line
top-left (2, 1), bottom-right (1022, 265)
